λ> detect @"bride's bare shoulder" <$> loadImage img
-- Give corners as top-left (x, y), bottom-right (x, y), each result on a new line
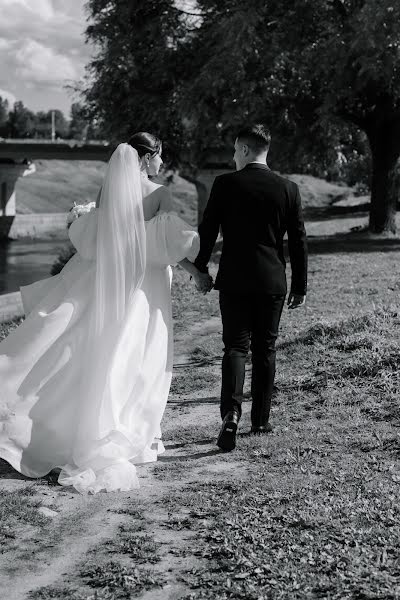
top-left (144, 184), bottom-right (173, 211)
top-left (143, 180), bottom-right (162, 194)
top-left (143, 181), bottom-right (165, 196)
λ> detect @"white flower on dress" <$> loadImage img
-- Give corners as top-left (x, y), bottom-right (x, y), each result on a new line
top-left (67, 201), bottom-right (96, 225)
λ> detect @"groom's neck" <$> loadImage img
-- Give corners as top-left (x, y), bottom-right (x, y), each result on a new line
top-left (246, 153), bottom-right (268, 165)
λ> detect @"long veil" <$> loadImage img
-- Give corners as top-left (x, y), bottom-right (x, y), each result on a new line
top-left (94, 143), bottom-right (146, 334)
top-left (58, 143), bottom-right (147, 492)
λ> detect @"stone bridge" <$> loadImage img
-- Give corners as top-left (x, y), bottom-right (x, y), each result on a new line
top-left (0, 141), bottom-right (232, 239)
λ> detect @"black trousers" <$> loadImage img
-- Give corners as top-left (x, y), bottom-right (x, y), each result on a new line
top-left (219, 292), bottom-right (285, 425)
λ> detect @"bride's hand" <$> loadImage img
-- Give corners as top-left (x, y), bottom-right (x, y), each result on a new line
top-left (177, 259), bottom-right (213, 294)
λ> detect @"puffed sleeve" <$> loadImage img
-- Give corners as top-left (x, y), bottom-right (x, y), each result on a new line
top-left (68, 211), bottom-right (98, 260)
top-left (146, 212), bottom-right (200, 267)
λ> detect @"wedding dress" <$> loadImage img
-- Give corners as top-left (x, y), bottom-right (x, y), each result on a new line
top-left (0, 144), bottom-right (199, 494)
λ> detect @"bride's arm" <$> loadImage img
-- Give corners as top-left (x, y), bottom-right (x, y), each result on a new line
top-left (158, 187), bottom-right (211, 290)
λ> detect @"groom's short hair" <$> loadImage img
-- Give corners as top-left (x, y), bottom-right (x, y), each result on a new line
top-left (236, 124), bottom-right (271, 153)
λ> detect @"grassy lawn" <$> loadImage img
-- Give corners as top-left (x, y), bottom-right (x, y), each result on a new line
top-left (15, 160), bottom-right (199, 223)
top-left (15, 160), bottom-right (106, 214)
top-left (1, 244), bottom-right (398, 599)
top-left (15, 159), bottom-right (352, 219)
top-left (1, 167), bottom-right (400, 598)
top-left (161, 253), bottom-right (400, 599)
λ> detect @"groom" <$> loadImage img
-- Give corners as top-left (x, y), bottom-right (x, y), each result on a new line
top-left (194, 124), bottom-right (308, 451)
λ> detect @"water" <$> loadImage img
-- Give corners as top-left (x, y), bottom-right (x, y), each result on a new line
top-left (0, 238), bottom-right (70, 294)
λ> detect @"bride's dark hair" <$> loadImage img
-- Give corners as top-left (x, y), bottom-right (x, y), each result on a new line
top-left (128, 132), bottom-right (162, 158)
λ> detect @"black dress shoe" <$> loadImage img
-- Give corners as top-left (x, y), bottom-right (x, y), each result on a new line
top-left (217, 411), bottom-right (240, 451)
top-left (251, 423), bottom-right (273, 434)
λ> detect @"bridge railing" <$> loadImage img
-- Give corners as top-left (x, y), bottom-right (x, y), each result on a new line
top-left (0, 141), bottom-right (113, 162)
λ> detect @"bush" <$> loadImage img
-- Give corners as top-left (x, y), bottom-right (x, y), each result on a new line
top-left (341, 150), bottom-right (371, 191)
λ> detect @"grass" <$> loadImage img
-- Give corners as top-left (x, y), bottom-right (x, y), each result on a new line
top-left (171, 265), bottom-right (220, 331)
top-left (104, 527), bottom-right (159, 562)
top-left (2, 165), bottom-right (400, 598)
top-left (0, 316), bottom-right (24, 341)
top-left (159, 239), bottom-right (400, 599)
top-left (170, 368), bottom-right (220, 395)
top-left (16, 160), bottom-right (106, 214)
top-left (15, 159), bottom-right (352, 218)
top-left (156, 300), bottom-right (400, 599)
top-left (15, 160), bottom-right (199, 222)
top-left (29, 588), bottom-right (90, 599)
top-left (170, 476), bottom-right (400, 600)
top-left (79, 561), bottom-right (165, 597)
top-left (29, 588), bottom-right (95, 600)
top-left (0, 485), bottom-right (49, 551)
top-left (3, 259), bottom-right (400, 598)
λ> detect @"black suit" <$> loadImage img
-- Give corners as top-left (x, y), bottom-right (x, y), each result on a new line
top-left (194, 162), bottom-right (308, 425)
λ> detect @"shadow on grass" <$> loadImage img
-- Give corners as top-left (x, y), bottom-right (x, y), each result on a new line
top-left (158, 448), bottom-right (221, 462)
top-left (211, 232), bottom-right (400, 263)
top-left (168, 393), bottom-right (253, 409)
top-left (0, 459), bottom-right (80, 492)
top-left (210, 234), bottom-right (400, 263)
top-left (168, 395), bottom-right (220, 407)
top-left (164, 438), bottom-right (215, 450)
top-left (0, 458), bottom-right (32, 481)
top-left (304, 205), bottom-right (370, 221)
top-left (173, 357), bottom-right (221, 370)
top-left (305, 235), bottom-right (400, 255)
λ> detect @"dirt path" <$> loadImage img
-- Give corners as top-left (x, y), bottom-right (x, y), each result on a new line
top-left (0, 315), bottom-right (236, 599)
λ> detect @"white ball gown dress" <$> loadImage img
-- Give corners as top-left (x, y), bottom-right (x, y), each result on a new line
top-left (0, 208), bottom-right (199, 493)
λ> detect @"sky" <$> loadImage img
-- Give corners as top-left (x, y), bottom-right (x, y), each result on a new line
top-left (0, 0), bottom-right (92, 117)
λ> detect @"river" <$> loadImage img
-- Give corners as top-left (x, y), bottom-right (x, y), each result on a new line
top-left (0, 238), bottom-right (70, 294)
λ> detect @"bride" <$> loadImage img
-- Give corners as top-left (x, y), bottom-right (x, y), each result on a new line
top-left (0, 133), bottom-right (212, 494)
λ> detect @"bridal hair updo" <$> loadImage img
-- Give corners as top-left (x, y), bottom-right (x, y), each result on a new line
top-left (236, 124), bottom-right (271, 153)
top-left (128, 132), bottom-right (162, 158)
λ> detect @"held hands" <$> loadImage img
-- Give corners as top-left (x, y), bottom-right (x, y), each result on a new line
top-left (178, 259), bottom-right (213, 294)
top-left (287, 293), bottom-right (306, 309)
top-left (193, 270), bottom-right (214, 294)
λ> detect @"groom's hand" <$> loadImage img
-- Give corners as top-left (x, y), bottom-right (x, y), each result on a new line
top-left (195, 272), bottom-right (214, 294)
top-left (287, 293), bottom-right (306, 309)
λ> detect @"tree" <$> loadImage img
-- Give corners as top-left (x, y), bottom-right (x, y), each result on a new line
top-left (0, 96), bottom-right (8, 137)
top-left (174, 0), bottom-right (400, 232)
top-left (80, 0), bottom-right (189, 160)
top-left (81, 0), bottom-right (400, 232)
top-left (51, 109), bottom-right (69, 139)
top-left (29, 109), bottom-right (68, 139)
top-left (69, 102), bottom-right (88, 140)
top-left (7, 101), bottom-right (36, 138)
top-left (34, 111), bottom-right (52, 138)
top-left (314, 0), bottom-right (400, 233)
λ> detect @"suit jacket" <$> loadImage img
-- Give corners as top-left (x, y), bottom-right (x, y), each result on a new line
top-left (194, 163), bottom-right (308, 296)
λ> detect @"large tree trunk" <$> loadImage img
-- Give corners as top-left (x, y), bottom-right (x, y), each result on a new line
top-left (369, 154), bottom-right (399, 233)
top-left (367, 121), bottom-right (400, 234)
